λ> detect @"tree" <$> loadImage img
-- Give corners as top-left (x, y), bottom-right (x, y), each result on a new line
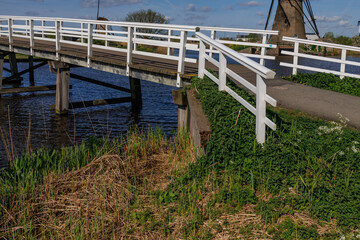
top-left (125, 9), bottom-right (169, 37)
top-left (323, 32), bottom-right (334, 39)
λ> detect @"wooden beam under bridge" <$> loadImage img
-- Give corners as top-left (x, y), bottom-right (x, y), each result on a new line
top-left (3, 61), bottom-right (47, 82)
top-left (50, 97), bottom-right (132, 110)
top-left (0, 85), bottom-right (72, 94)
top-left (70, 73), bottom-right (131, 93)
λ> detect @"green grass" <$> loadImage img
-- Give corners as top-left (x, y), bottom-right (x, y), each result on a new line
top-left (1, 75), bottom-right (360, 239)
top-left (283, 72), bottom-right (360, 97)
top-left (165, 75), bottom-right (360, 238)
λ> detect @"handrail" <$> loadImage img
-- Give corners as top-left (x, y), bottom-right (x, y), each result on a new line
top-left (196, 32), bottom-right (275, 79)
top-left (0, 15), bottom-right (279, 88)
top-left (281, 37), bottom-right (360, 79)
top-left (196, 31), bottom-right (277, 144)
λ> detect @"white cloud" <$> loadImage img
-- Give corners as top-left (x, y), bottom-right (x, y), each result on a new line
top-left (82, 0), bottom-right (142, 8)
top-left (315, 16), bottom-right (342, 23)
top-left (186, 3), bottom-right (196, 11)
top-left (241, 1), bottom-right (263, 7)
top-left (256, 11), bottom-right (265, 16)
top-left (199, 6), bottom-right (211, 12)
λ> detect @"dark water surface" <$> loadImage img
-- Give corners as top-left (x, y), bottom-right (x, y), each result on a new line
top-left (1, 55), bottom-right (359, 168)
top-left (0, 64), bottom-right (177, 168)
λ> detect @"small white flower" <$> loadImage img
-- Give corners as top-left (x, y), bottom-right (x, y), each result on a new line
top-left (353, 141), bottom-right (359, 145)
top-left (351, 146), bottom-right (358, 153)
top-left (340, 235), bottom-right (346, 240)
top-left (339, 151), bottom-right (345, 156)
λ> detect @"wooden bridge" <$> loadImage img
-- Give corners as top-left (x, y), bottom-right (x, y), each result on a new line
top-left (0, 15), bottom-right (280, 143)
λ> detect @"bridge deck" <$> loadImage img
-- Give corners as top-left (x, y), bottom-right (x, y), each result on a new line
top-left (0, 36), bottom-right (255, 87)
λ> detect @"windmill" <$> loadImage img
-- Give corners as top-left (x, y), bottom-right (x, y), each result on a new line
top-left (264, 0), bottom-right (320, 44)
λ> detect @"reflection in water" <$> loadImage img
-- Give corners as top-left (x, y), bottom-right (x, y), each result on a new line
top-left (0, 64), bottom-right (177, 168)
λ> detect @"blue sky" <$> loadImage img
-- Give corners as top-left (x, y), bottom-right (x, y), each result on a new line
top-left (0, 0), bottom-right (359, 37)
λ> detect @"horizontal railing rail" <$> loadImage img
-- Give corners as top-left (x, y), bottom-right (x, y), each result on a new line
top-left (0, 15), bottom-right (278, 89)
top-left (196, 31), bottom-right (277, 143)
top-left (280, 36), bottom-right (360, 79)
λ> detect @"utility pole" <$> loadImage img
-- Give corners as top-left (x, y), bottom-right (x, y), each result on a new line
top-left (96, 0), bottom-right (100, 20)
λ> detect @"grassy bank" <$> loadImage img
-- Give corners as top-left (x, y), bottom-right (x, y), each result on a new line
top-left (0, 128), bottom-right (198, 239)
top-left (283, 72), bottom-right (360, 97)
top-left (1, 76), bottom-right (360, 239)
top-left (163, 76), bottom-right (360, 239)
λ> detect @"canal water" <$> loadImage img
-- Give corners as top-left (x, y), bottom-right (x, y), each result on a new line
top-left (0, 55), bottom-right (359, 168)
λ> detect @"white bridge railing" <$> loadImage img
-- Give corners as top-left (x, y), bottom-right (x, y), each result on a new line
top-left (0, 16), bottom-right (278, 143)
top-left (196, 31), bottom-right (277, 143)
top-left (281, 36), bottom-right (360, 79)
top-left (0, 16), bottom-right (278, 88)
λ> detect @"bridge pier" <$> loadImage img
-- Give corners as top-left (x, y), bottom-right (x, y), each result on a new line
top-left (8, 53), bottom-right (22, 83)
top-left (129, 77), bottom-right (142, 110)
top-left (52, 62), bottom-right (70, 115)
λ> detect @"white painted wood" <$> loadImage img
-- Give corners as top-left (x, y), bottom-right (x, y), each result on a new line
top-left (87, 23), bottom-right (93, 67)
top-left (217, 39), bottom-right (277, 48)
top-left (8, 18), bottom-right (13, 51)
top-left (204, 54), bottom-right (220, 68)
top-left (55, 20), bottom-right (60, 59)
top-left (81, 22), bottom-right (85, 43)
top-left (196, 32), bottom-right (275, 79)
top-left (204, 69), bottom-right (220, 85)
top-left (126, 26), bottom-right (134, 76)
top-left (281, 50), bottom-right (360, 67)
top-left (210, 30), bottom-right (216, 58)
top-left (280, 62), bottom-right (360, 79)
top-left (292, 42), bottom-right (299, 75)
top-left (256, 74), bottom-right (266, 144)
top-left (176, 30), bottom-right (187, 87)
top-left (133, 50), bottom-right (197, 63)
top-left (29, 19), bottom-right (34, 56)
top-left (198, 40), bottom-right (206, 78)
top-left (340, 49), bottom-right (347, 79)
top-left (259, 34), bottom-right (267, 66)
top-left (219, 52), bottom-right (226, 91)
top-left (41, 20), bottom-right (45, 38)
top-left (283, 36), bottom-right (360, 52)
top-left (167, 29), bottom-right (172, 56)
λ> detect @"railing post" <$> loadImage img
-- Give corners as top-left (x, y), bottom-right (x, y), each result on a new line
top-left (55, 20), bottom-right (61, 59)
top-left (29, 19), bottom-right (34, 56)
top-left (105, 24), bottom-right (108, 47)
top-left (340, 49), bottom-right (347, 79)
top-left (42, 20), bottom-right (45, 38)
top-left (8, 18), bottom-right (13, 51)
top-left (209, 30), bottom-right (216, 58)
top-left (133, 27), bottom-right (137, 51)
top-left (167, 29), bottom-right (172, 56)
top-left (87, 23), bottom-right (93, 67)
top-left (0, 20), bottom-right (2, 37)
top-left (81, 22), bottom-right (85, 43)
top-left (256, 74), bottom-right (266, 144)
top-left (219, 52), bottom-right (227, 91)
top-left (198, 40), bottom-right (205, 78)
top-left (127, 26), bottom-right (134, 76)
top-left (259, 34), bottom-right (267, 66)
top-left (177, 30), bottom-right (187, 87)
top-left (292, 41), bottom-right (299, 75)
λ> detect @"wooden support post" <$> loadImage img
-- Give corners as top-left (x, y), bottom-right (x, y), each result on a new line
top-left (127, 27), bottom-right (134, 76)
top-left (129, 77), bottom-right (142, 110)
top-left (8, 52), bottom-right (21, 82)
top-left (54, 62), bottom-right (70, 115)
top-left (259, 34), bottom-right (267, 66)
top-left (29, 56), bottom-right (34, 86)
